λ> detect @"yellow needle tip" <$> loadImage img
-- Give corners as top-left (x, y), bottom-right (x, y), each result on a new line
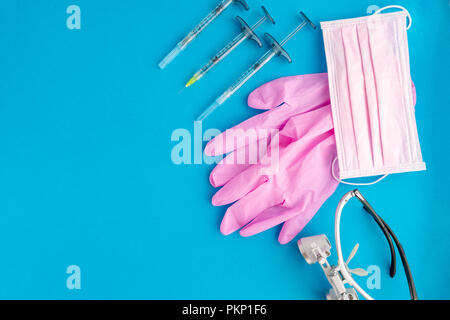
top-left (185, 78), bottom-right (197, 88)
top-left (185, 75), bottom-right (199, 88)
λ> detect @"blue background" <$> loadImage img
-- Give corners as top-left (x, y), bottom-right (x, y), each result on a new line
top-left (0, 0), bottom-right (448, 300)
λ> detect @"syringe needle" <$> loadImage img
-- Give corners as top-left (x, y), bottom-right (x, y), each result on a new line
top-left (158, 0), bottom-right (249, 69)
top-left (184, 6), bottom-right (275, 87)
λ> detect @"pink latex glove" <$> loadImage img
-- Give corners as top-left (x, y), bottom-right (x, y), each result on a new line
top-left (211, 107), bottom-right (338, 244)
top-left (205, 74), bottom-right (336, 244)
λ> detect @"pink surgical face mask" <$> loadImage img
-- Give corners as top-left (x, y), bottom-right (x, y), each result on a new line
top-left (321, 6), bottom-right (426, 184)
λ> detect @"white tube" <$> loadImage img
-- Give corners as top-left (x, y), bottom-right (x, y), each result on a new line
top-left (158, 45), bottom-right (183, 69)
top-left (334, 190), bottom-right (374, 300)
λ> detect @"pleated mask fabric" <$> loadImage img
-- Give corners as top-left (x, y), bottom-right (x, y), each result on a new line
top-left (321, 8), bottom-right (426, 181)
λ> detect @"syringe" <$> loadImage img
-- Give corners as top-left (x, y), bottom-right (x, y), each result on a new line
top-left (185, 6), bottom-right (275, 88)
top-left (158, 0), bottom-right (249, 69)
top-left (196, 12), bottom-right (316, 122)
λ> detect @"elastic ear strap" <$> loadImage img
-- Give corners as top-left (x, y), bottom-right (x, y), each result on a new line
top-left (331, 158), bottom-right (389, 186)
top-left (373, 5), bottom-right (412, 30)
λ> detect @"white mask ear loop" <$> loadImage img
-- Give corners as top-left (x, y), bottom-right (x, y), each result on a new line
top-left (332, 158), bottom-right (389, 186)
top-left (373, 5), bottom-right (412, 30)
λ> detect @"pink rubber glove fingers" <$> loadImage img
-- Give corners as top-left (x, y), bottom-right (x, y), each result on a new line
top-left (205, 104), bottom-right (300, 157)
top-left (212, 164), bottom-right (269, 207)
top-left (239, 165), bottom-right (338, 245)
top-left (210, 144), bottom-right (263, 188)
top-left (212, 106), bottom-right (334, 206)
top-left (216, 108), bottom-right (336, 240)
top-left (220, 131), bottom-right (337, 237)
top-left (242, 132), bottom-right (337, 231)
